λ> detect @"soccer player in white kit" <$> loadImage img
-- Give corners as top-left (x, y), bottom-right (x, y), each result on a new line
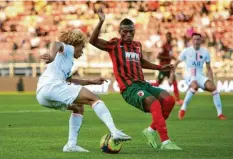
top-left (174, 33), bottom-right (227, 120)
top-left (36, 29), bottom-right (131, 153)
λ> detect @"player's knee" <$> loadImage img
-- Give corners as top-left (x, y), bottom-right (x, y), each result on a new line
top-left (164, 96), bottom-right (175, 107)
top-left (162, 96), bottom-right (175, 112)
top-left (90, 99), bottom-right (104, 108)
top-left (88, 94), bottom-right (101, 105)
top-left (205, 80), bottom-right (216, 92)
top-left (161, 96), bottom-right (175, 120)
top-left (72, 104), bottom-right (84, 114)
top-left (190, 82), bottom-right (199, 91)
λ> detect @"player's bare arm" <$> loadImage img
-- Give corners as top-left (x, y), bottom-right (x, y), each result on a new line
top-left (49, 42), bottom-right (64, 61)
top-left (174, 59), bottom-right (182, 69)
top-left (206, 62), bottom-right (214, 82)
top-left (67, 77), bottom-right (107, 86)
top-left (89, 8), bottom-right (110, 51)
top-left (141, 57), bottom-right (174, 72)
top-left (40, 42), bottom-right (64, 64)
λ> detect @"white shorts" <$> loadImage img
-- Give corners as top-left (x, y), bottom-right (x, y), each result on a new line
top-left (185, 75), bottom-right (209, 89)
top-left (36, 81), bottom-right (82, 110)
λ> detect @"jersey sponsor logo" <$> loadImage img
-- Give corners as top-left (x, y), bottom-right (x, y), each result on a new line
top-left (137, 90), bottom-right (144, 97)
top-left (192, 61), bottom-right (201, 67)
top-left (125, 52), bottom-right (139, 62)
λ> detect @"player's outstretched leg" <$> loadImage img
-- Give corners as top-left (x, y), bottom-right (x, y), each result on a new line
top-left (143, 96), bottom-right (182, 150)
top-left (91, 100), bottom-right (131, 141)
top-left (75, 87), bottom-right (131, 141)
top-left (179, 87), bottom-right (196, 120)
top-left (63, 104), bottom-right (89, 152)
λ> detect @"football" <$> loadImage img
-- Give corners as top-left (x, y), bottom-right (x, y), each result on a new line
top-left (100, 134), bottom-right (123, 154)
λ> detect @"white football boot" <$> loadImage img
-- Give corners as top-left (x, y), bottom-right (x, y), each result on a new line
top-left (111, 130), bottom-right (131, 141)
top-left (63, 144), bottom-right (89, 152)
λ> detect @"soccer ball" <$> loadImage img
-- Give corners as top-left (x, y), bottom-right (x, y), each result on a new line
top-left (100, 134), bottom-right (123, 154)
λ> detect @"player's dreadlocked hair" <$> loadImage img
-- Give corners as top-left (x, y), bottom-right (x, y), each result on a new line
top-left (58, 29), bottom-right (86, 46)
top-left (120, 18), bottom-right (134, 26)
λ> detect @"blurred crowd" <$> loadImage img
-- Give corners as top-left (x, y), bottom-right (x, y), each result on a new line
top-left (0, 0), bottom-right (233, 65)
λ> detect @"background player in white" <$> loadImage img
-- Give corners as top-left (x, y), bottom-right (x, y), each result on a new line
top-left (174, 33), bottom-right (227, 120)
top-left (37, 29), bottom-right (131, 153)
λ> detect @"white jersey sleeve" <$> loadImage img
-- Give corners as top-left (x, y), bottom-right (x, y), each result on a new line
top-left (61, 42), bottom-right (74, 57)
top-left (178, 48), bottom-right (187, 61)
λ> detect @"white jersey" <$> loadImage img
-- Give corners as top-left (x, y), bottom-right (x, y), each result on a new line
top-left (37, 43), bottom-right (74, 93)
top-left (178, 46), bottom-right (210, 77)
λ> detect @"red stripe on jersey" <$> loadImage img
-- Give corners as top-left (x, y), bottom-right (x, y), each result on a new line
top-left (135, 41), bottom-right (144, 80)
top-left (117, 41), bottom-right (132, 86)
top-left (107, 38), bottom-right (145, 92)
top-left (108, 44), bottom-right (128, 90)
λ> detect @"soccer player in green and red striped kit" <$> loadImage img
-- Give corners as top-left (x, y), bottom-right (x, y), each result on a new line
top-left (152, 32), bottom-right (183, 105)
top-left (89, 8), bottom-right (182, 150)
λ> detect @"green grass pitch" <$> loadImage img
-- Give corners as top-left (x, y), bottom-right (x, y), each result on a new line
top-left (0, 93), bottom-right (232, 159)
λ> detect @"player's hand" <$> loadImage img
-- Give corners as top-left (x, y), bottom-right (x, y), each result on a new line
top-left (97, 8), bottom-right (105, 22)
top-left (91, 77), bottom-right (107, 85)
top-left (40, 53), bottom-right (51, 64)
top-left (160, 64), bottom-right (174, 72)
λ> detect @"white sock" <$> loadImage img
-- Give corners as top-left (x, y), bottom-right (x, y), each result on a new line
top-left (162, 139), bottom-right (171, 145)
top-left (67, 113), bottom-right (83, 146)
top-left (181, 88), bottom-right (196, 111)
top-left (147, 126), bottom-right (155, 132)
top-left (92, 100), bottom-right (117, 134)
top-left (212, 90), bottom-right (223, 116)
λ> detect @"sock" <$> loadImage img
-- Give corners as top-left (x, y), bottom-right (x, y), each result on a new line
top-left (212, 90), bottom-right (223, 116)
top-left (147, 126), bottom-right (156, 132)
top-left (149, 100), bottom-right (169, 142)
top-left (162, 139), bottom-right (171, 145)
top-left (181, 88), bottom-right (196, 111)
top-left (92, 100), bottom-right (117, 134)
top-left (67, 113), bottom-right (83, 146)
top-left (173, 80), bottom-right (180, 101)
top-left (161, 96), bottom-right (175, 120)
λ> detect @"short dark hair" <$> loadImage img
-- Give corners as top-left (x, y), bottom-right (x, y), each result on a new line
top-left (120, 18), bottom-right (134, 26)
top-left (192, 33), bottom-right (202, 37)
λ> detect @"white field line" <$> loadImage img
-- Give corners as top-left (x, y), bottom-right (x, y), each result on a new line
top-left (0, 110), bottom-right (56, 113)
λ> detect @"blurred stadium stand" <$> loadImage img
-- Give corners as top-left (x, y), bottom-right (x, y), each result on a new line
top-left (0, 1), bottom-right (233, 78)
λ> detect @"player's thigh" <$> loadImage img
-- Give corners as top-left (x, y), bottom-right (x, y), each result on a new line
top-left (122, 83), bottom-right (153, 112)
top-left (186, 76), bottom-right (199, 90)
top-left (73, 87), bottom-right (100, 106)
top-left (48, 82), bottom-right (83, 109)
top-left (204, 79), bottom-right (216, 92)
top-left (36, 84), bottom-right (67, 110)
top-left (146, 82), bottom-right (169, 101)
top-left (36, 87), bottom-right (51, 107)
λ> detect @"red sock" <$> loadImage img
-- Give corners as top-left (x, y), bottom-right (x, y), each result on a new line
top-left (149, 100), bottom-right (169, 142)
top-left (161, 96), bottom-right (175, 120)
top-left (173, 80), bottom-right (180, 101)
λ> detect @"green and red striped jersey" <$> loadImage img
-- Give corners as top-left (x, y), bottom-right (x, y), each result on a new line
top-left (105, 38), bottom-right (145, 92)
